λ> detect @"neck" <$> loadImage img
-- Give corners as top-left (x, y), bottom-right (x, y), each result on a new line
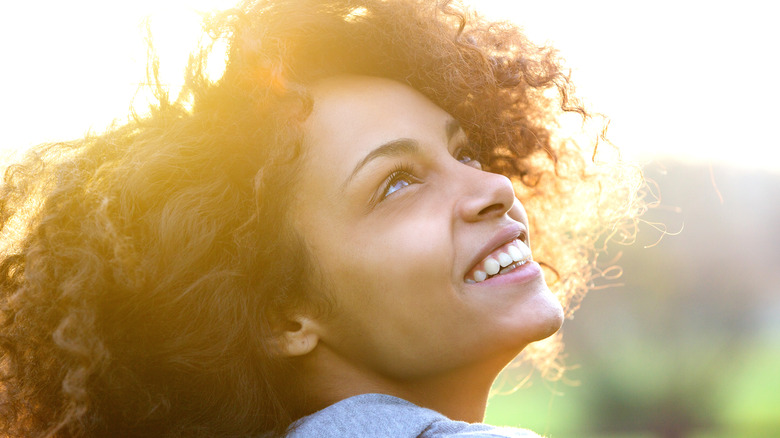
top-left (296, 345), bottom-right (513, 423)
top-left (393, 366), bottom-right (497, 422)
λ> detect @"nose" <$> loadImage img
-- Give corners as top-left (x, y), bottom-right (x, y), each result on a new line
top-left (455, 166), bottom-right (517, 222)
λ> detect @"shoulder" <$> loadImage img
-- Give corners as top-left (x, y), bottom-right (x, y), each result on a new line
top-left (421, 421), bottom-right (542, 437)
top-left (285, 394), bottom-right (543, 438)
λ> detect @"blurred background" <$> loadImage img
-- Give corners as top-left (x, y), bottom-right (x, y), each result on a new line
top-left (1, 0), bottom-right (778, 437)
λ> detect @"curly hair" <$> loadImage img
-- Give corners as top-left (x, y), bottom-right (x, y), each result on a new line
top-left (0, 0), bottom-right (643, 436)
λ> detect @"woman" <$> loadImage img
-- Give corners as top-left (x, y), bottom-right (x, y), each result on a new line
top-left (0, 0), bottom-right (641, 436)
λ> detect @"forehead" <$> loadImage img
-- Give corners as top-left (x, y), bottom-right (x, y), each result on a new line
top-left (301, 75), bottom-right (453, 178)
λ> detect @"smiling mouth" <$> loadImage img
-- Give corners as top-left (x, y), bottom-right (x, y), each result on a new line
top-left (464, 239), bottom-right (532, 284)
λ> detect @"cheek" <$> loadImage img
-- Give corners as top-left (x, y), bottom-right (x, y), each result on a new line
top-left (317, 205), bottom-right (451, 282)
top-left (318, 230), bottom-right (450, 306)
top-left (307, 219), bottom-right (463, 366)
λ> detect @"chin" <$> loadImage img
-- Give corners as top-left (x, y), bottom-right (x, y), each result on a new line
top-left (523, 287), bottom-right (565, 343)
top-left (538, 300), bottom-right (565, 340)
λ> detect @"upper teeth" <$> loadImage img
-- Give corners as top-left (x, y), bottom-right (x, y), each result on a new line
top-left (465, 239), bottom-right (532, 284)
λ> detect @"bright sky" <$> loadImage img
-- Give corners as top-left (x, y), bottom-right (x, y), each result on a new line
top-left (2, 0), bottom-right (779, 170)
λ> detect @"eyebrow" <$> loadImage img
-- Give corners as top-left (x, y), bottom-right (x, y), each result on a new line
top-left (342, 118), bottom-right (462, 190)
top-left (342, 138), bottom-right (420, 190)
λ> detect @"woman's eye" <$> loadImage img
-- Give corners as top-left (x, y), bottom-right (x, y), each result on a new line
top-left (385, 175), bottom-right (413, 197)
top-left (456, 147), bottom-right (482, 170)
top-left (379, 165), bottom-right (418, 201)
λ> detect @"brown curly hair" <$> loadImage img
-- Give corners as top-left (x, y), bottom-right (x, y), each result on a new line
top-left (0, 0), bottom-right (643, 436)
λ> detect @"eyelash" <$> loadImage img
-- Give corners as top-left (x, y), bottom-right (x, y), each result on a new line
top-left (378, 162), bottom-right (418, 201)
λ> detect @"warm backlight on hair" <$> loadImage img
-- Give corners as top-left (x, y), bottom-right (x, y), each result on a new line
top-left (1, 1), bottom-right (778, 171)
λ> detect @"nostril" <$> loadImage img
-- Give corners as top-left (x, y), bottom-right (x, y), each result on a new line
top-left (477, 203), bottom-right (506, 217)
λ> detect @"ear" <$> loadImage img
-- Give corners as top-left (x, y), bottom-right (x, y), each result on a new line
top-left (275, 315), bottom-right (321, 357)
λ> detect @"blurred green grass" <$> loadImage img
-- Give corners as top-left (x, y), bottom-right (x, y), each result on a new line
top-left (485, 338), bottom-right (780, 437)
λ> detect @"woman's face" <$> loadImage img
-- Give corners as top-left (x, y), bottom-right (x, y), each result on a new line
top-left (292, 76), bottom-right (563, 381)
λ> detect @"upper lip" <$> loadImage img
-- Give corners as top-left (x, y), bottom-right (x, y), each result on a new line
top-left (465, 222), bottom-right (529, 276)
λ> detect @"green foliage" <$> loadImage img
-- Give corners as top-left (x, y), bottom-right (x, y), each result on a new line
top-left (487, 339), bottom-right (780, 437)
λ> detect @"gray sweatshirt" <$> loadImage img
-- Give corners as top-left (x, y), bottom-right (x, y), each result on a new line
top-left (286, 393), bottom-right (543, 437)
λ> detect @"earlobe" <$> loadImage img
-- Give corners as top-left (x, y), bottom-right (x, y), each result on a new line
top-left (277, 316), bottom-right (320, 357)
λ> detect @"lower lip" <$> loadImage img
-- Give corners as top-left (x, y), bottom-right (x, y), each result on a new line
top-left (467, 260), bottom-right (542, 287)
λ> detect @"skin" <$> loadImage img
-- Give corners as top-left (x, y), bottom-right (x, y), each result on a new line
top-left (283, 75), bottom-right (564, 422)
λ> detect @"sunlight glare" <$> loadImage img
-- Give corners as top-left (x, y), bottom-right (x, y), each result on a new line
top-left (469, 0), bottom-right (780, 171)
top-left (2, 0), bottom-right (778, 171)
